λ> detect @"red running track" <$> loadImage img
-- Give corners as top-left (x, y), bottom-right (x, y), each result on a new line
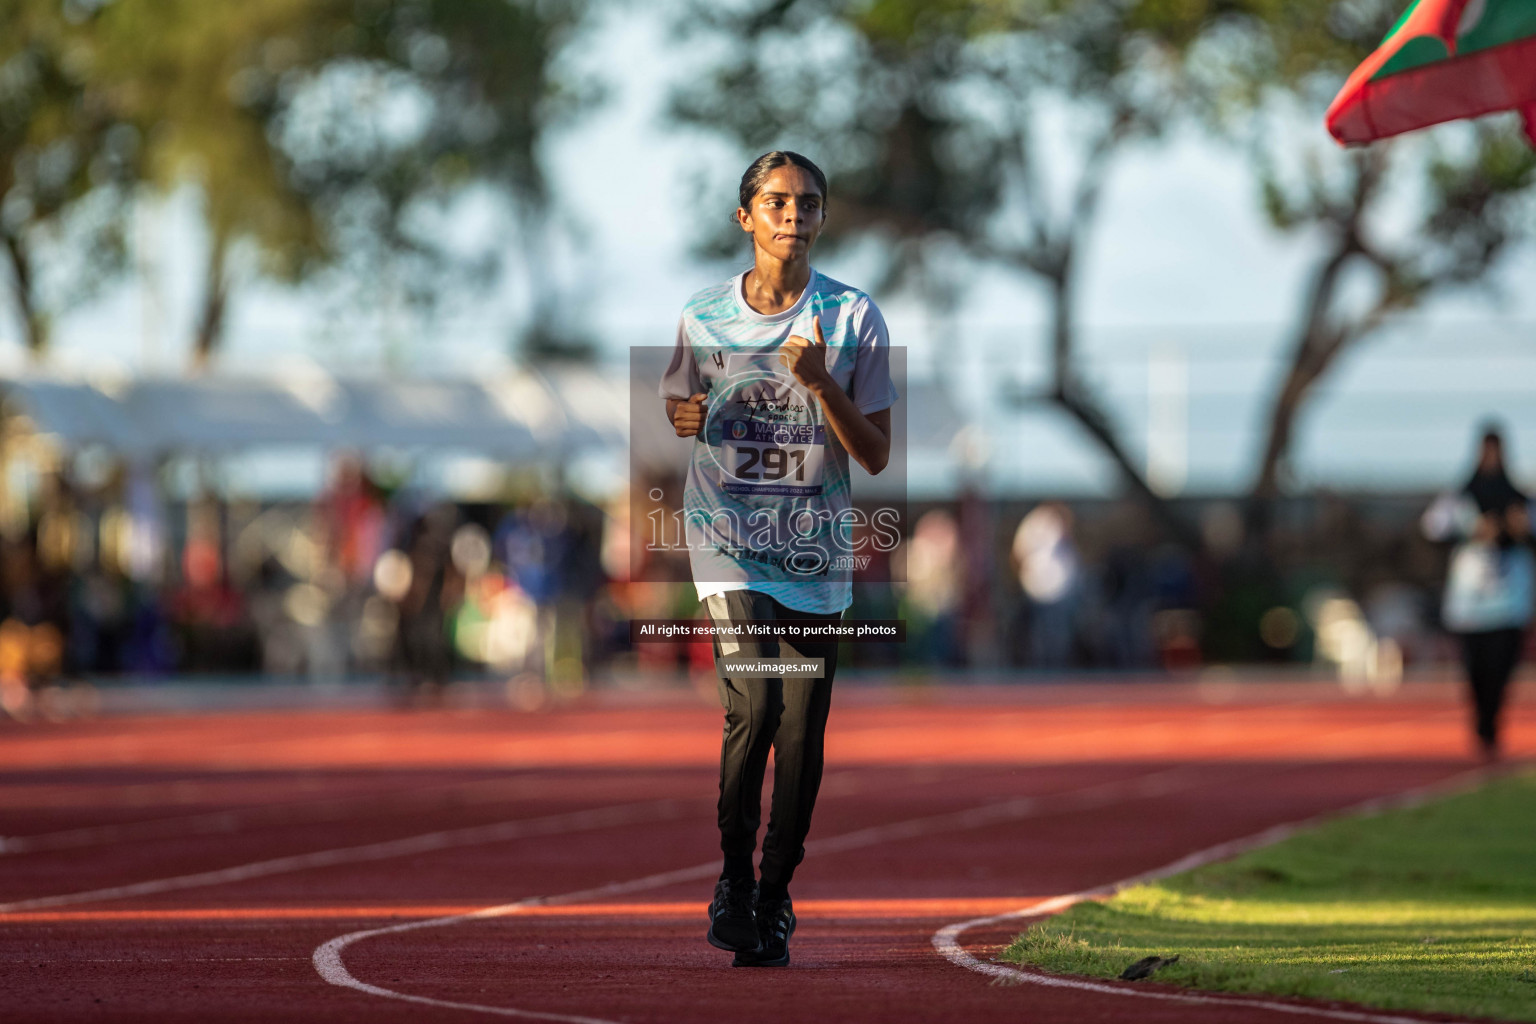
top-left (0, 680), bottom-right (1527, 1023)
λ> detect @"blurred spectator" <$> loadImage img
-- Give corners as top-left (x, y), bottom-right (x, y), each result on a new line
top-left (495, 498), bottom-right (608, 696)
top-left (1465, 426), bottom-right (1526, 515)
top-left (1012, 503), bottom-right (1083, 669)
top-left (499, 500), bottom-right (569, 607)
top-left (958, 487), bottom-right (998, 666)
top-left (900, 509), bottom-right (963, 665)
top-left (1424, 426), bottom-right (1533, 760)
top-left (1097, 544), bottom-right (1156, 668)
top-left (387, 505), bottom-right (463, 704)
top-left (321, 454), bottom-right (388, 588)
top-left (1364, 580), bottom-right (1431, 668)
top-left (168, 497), bottom-right (252, 672)
top-left (319, 455), bottom-right (387, 681)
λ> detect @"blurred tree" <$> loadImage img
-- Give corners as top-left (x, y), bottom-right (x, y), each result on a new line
top-left (271, 0), bottom-right (597, 368)
top-left (0, 0), bottom-right (139, 358)
top-left (1192, 9), bottom-right (1536, 534)
top-left (2, 0), bottom-right (590, 367)
top-left (671, 0), bottom-right (1231, 545)
top-left (104, 0), bottom-right (592, 368)
top-left (671, 0), bottom-right (1536, 545)
top-left (92, 0), bottom-right (333, 369)
top-left (1244, 130), bottom-right (1535, 535)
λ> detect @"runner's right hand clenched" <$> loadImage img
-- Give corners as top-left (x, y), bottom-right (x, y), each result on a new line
top-left (672, 393), bottom-right (707, 437)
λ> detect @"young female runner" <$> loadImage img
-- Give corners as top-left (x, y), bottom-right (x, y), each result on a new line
top-left (659, 151), bottom-right (897, 966)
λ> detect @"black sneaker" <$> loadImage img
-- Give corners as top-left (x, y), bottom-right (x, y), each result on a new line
top-left (733, 894), bottom-right (794, 967)
top-left (706, 877), bottom-right (759, 952)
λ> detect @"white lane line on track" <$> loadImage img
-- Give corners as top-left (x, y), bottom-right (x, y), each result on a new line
top-left (312, 766), bottom-right (1202, 1022)
top-left (73, 957), bottom-right (305, 963)
top-left (0, 764), bottom-right (927, 912)
top-left (0, 774), bottom-right (559, 856)
top-left (0, 698), bottom-right (1398, 857)
top-left (0, 800), bottom-right (689, 914)
top-left (932, 765), bottom-right (1504, 1024)
top-left (0, 761), bottom-right (909, 856)
top-left (306, 711), bottom-right (1481, 1023)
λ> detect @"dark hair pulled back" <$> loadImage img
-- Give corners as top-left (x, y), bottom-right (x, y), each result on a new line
top-left (738, 151), bottom-right (828, 209)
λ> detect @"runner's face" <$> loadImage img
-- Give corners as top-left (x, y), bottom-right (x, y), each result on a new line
top-left (738, 166), bottom-right (825, 262)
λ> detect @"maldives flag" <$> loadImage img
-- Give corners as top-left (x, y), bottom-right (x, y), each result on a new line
top-left (1325, 0), bottom-right (1536, 145)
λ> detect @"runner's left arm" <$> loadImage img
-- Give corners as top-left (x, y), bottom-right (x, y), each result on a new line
top-left (780, 318), bottom-right (891, 475)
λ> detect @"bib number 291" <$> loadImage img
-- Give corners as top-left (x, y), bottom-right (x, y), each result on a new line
top-left (735, 445), bottom-right (807, 481)
top-left (720, 421), bottom-right (825, 497)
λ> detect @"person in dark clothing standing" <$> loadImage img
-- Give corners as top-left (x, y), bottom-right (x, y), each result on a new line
top-left (1424, 426), bottom-right (1534, 760)
top-left (388, 505), bottom-right (462, 705)
top-left (1466, 428), bottom-right (1527, 515)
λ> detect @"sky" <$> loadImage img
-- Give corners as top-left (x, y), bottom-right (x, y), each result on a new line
top-left (13, 5), bottom-right (1536, 499)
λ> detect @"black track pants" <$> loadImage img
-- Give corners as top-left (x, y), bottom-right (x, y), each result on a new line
top-left (1460, 627), bottom-right (1524, 747)
top-left (705, 590), bottom-right (840, 897)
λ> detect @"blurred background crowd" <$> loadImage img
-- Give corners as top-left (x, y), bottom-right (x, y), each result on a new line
top-left (0, 428), bottom-right (1524, 720)
top-left (2, 0), bottom-right (1534, 717)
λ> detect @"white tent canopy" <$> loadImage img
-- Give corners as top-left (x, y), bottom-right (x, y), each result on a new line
top-left (1, 368), bottom-right (627, 462)
top-left (1, 365), bottom-right (961, 497)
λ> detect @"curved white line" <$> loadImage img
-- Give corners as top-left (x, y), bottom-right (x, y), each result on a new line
top-left (934, 766), bottom-right (1500, 1024)
top-left (313, 761), bottom-right (1488, 1021)
top-left (313, 767), bottom-right (1200, 1018)
top-left (933, 906), bottom-right (1447, 1024)
top-left (314, 861), bottom-right (726, 1024)
top-left (314, 910), bottom-right (620, 1024)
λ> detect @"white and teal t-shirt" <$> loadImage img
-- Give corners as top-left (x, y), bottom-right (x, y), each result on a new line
top-left (659, 268), bottom-right (898, 614)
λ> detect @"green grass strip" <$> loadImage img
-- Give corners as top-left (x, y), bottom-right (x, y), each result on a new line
top-left (1002, 770), bottom-right (1536, 1022)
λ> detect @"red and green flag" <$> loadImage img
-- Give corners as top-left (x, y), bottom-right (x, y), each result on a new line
top-left (1326, 0), bottom-right (1536, 145)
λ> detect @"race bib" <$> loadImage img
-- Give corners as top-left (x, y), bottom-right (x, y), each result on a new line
top-left (719, 419), bottom-right (826, 496)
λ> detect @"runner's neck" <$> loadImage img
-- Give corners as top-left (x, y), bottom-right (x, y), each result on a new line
top-left (742, 258), bottom-right (812, 316)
